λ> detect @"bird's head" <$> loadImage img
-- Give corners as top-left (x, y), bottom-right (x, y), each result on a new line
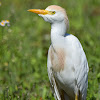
top-left (28, 5), bottom-right (69, 29)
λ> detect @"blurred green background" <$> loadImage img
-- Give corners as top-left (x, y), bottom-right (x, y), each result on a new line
top-left (0, 0), bottom-right (100, 100)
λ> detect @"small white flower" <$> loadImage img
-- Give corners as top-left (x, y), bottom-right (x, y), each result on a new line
top-left (6, 20), bottom-right (10, 26)
top-left (0, 22), bottom-right (5, 26)
top-left (5, 20), bottom-right (10, 23)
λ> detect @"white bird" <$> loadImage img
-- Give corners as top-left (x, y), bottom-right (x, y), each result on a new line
top-left (28, 5), bottom-right (89, 100)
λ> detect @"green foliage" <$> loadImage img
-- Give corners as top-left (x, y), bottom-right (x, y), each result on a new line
top-left (0, 0), bottom-right (100, 99)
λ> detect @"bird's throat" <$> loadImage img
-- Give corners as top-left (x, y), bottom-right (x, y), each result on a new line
top-left (51, 21), bottom-right (67, 48)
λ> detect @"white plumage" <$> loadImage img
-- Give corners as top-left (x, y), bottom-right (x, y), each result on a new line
top-left (28, 5), bottom-right (89, 100)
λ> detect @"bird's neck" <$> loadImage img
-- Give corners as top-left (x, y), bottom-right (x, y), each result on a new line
top-left (51, 21), bottom-right (67, 48)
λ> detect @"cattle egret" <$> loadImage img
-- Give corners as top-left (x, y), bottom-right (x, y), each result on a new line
top-left (28, 5), bottom-right (89, 100)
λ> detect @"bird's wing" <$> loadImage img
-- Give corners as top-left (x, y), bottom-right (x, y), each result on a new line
top-left (47, 45), bottom-right (61, 100)
top-left (75, 50), bottom-right (89, 98)
top-left (67, 35), bottom-right (89, 98)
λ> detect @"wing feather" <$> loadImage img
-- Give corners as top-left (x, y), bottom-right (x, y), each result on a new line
top-left (65, 34), bottom-right (89, 99)
top-left (70, 35), bottom-right (89, 99)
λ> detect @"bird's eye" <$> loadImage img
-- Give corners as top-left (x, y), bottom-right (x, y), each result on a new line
top-left (52, 11), bottom-right (56, 15)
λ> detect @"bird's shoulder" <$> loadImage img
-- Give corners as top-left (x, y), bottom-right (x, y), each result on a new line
top-left (64, 33), bottom-right (80, 43)
top-left (64, 33), bottom-right (83, 51)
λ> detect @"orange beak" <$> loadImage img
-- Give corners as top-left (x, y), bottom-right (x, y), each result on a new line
top-left (27, 9), bottom-right (49, 15)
